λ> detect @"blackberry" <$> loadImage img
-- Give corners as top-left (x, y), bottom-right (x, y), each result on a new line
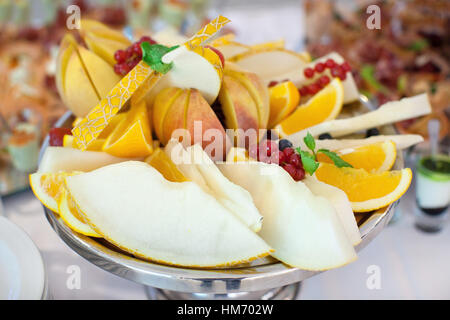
top-left (366, 128), bottom-right (380, 137)
top-left (318, 133), bottom-right (332, 140)
top-left (278, 139), bottom-right (293, 151)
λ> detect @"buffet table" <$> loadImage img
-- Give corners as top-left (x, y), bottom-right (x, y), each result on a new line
top-left (2, 176), bottom-right (449, 300)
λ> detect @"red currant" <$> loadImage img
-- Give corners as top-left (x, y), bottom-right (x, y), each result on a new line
top-left (319, 75), bottom-right (330, 86)
top-left (49, 127), bottom-right (72, 147)
top-left (314, 62), bottom-right (325, 73)
top-left (278, 150), bottom-right (286, 164)
top-left (114, 49), bottom-right (127, 63)
top-left (325, 58), bottom-right (336, 68)
top-left (283, 147), bottom-right (295, 158)
top-left (294, 167), bottom-right (305, 181)
top-left (307, 83), bottom-right (320, 95)
top-left (341, 61), bottom-right (351, 72)
top-left (283, 163), bottom-right (297, 180)
top-left (299, 86), bottom-right (309, 96)
top-left (304, 67), bottom-right (315, 78)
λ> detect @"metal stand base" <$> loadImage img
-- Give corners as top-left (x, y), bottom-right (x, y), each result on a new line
top-left (145, 282), bottom-right (301, 300)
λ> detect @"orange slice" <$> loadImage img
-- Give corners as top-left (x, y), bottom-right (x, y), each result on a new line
top-left (103, 100), bottom-right (153, 158)
top-left (29, 172), bottom-right (76, 213)
top-left (314, 163), bottom-right (412, 212)
top-left (58, 188), bottom-right (101, 237)
top-left (317, 140), bottom-right (397, 173)
top-left (268, 81), bottom-right (300, 128)
top-left (275, 78), bottom-right (343, 137)
top-left (145, 148), bottom-right (188, 182)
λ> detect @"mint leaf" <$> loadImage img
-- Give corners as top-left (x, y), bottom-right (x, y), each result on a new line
top-left (298, 150), bottom-right (319, 175)
top-left (141, 43), bottom-right (179, 74)
top-left (303, 132), bottom-right (316, 154)
top-left (317, 149), bottom-right (353, 168)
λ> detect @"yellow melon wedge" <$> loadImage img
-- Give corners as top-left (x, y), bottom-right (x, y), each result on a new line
top-left (58, 188), bottom-right (101, 238)
top-left (65, 161), bottom-right (272, 268)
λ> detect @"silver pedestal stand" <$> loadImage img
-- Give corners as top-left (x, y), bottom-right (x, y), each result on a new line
top-left (41, 97), bottom-right (400, 300)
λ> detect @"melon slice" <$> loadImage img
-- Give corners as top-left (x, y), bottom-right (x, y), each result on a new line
top-left (65, 161), bottom-right (272, 267)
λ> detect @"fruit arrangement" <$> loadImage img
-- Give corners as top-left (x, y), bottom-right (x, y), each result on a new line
top-left (30, 17), bottom-right (431, 271)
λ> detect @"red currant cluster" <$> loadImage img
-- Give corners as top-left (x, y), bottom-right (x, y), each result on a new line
top-left (113, 36), bottom-right (156, 76)
top-left (278, 147), bottom-right (305, 181)
top-left (248, 140), bottom-right (305, 181)
top-left (48, 127), bottom-right (72, 147)
top-left (298, 59), bottom-right (351, 96)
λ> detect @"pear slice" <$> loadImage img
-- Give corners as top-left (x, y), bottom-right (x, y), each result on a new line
top-left (186, 144), bottom-right (263, 232)
top-left (218, 161), bottom-right (357, 271)
top-left (302, 176), bottom-right (361, 246)
top-left (65, 161), bottom-right (272, 267)
top-left (38, 147), bottom-right (134, 173)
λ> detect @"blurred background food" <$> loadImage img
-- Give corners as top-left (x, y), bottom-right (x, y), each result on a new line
top-left (304, 0), bottom-right (449, 141)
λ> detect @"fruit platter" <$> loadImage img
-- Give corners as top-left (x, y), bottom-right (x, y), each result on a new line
top-left (30, 17), bottom-right (431, 299)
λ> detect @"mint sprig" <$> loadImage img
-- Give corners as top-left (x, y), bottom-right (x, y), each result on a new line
top-left (141, 42), bottom-right (179, 74)
top-left (295, 132), bottom-right (353, 176)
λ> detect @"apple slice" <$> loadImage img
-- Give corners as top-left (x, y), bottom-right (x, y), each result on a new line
top-left (186, 144), bottom-right (263, 232)
top-left (218, 161), bottom-right (357, 271)
top-left (145, 45), bottom-right (223, 105)
top-left (65, 161), bottom-right (272, 267)
top-left (302, 176), bottom-right (361, 246)
top-left (38, 147), bottom-right (134, 173)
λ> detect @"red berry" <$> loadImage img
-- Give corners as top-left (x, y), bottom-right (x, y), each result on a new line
top-left (289, 153), bottom-right (302, 167)
top-left (331, 66), bottom-right (343, 78)
top-left (114, 49), bottom-right (127, 63)
top-left (299, 86), bottom-right (309, 96)
top-left (304, 67), bottom-right (315, 78)
top-left (341, 61), bottom-right (351, 72)
top-left (268, 80), bottom-right (279, 87)
top-left (278, 150), bottom-right (286, 164)
top-left (338, 72), bottom-right (347, 80)
top-left (314, 62), bottom-right (325, 73)
top-left (132, 42), bottom-right (142, 56)
top-left (307, 83), bottom-right (320, 95)
top-left (49, 127), bottom-right (72, 147)
top-left (319, 75), bottom-right (330, 86)
top-left (294, 167), bottom-right (305, 181)
top-left (283, 163), bottom-right (297, 180)
top-left (125, 46), bottom-right (134, 58)
top-left (325, 58), bottom-right (336, 68)
top-left (140, 36), bottom-right (155, 44)
top-left (283, 147), bottom-right (294, 158)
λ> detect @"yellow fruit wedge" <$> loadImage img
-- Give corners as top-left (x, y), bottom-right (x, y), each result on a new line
top-left (73, 16), bottom-right (230, 150)
top-left (145, 148), bottom-right (188, 182)
top-left (98, 112), bottom-right (126, 139)
top-left (63, 135), bottom-right (105, 151)
top-left (103, 100), bottom-right (153, 158)
top-left (317, 140), bottom-right (397, 173)
top-left (276, 78), bottom-right (344, 137)
top-left (29, 172), bottom-right (75, 213)
top-left (58, 189), bottom-right (101, 237)
top-left (251, 39), bottom-right (285, 51)
top-left (268, 81), bottom-right (300, 128)
top-left (226, 147), bottom-right (254, 162)
top-left (314, 163), bottom-right (412, 212)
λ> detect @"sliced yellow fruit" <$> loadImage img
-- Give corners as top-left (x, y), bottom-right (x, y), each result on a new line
top-left (317, 140), bottom-right (397, 173)
top-left (268, 81), bottom-right (300, 128)
top-left (98, 112), bottom-right (126, 139)
top-left (226, 147), bottom-right (254, 162)
top-left (145, 148), bottom-right (188, 182)
top-left (58, 188), bottom-right (101, 237)
top-left (63, 134), bottom-right (106, 151)
top-left (29, 172), bottom-right (75, 213)
top-left (73, 16), bottom-right (230, 150)
top-left (275, 78), bottom-right (344, 137)
top-left (314, 163), bottom-right (412, 212)
top-left (251, 39), bottom-right (285, 51)
top-left (103, 100), bottom-right (153, 158)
